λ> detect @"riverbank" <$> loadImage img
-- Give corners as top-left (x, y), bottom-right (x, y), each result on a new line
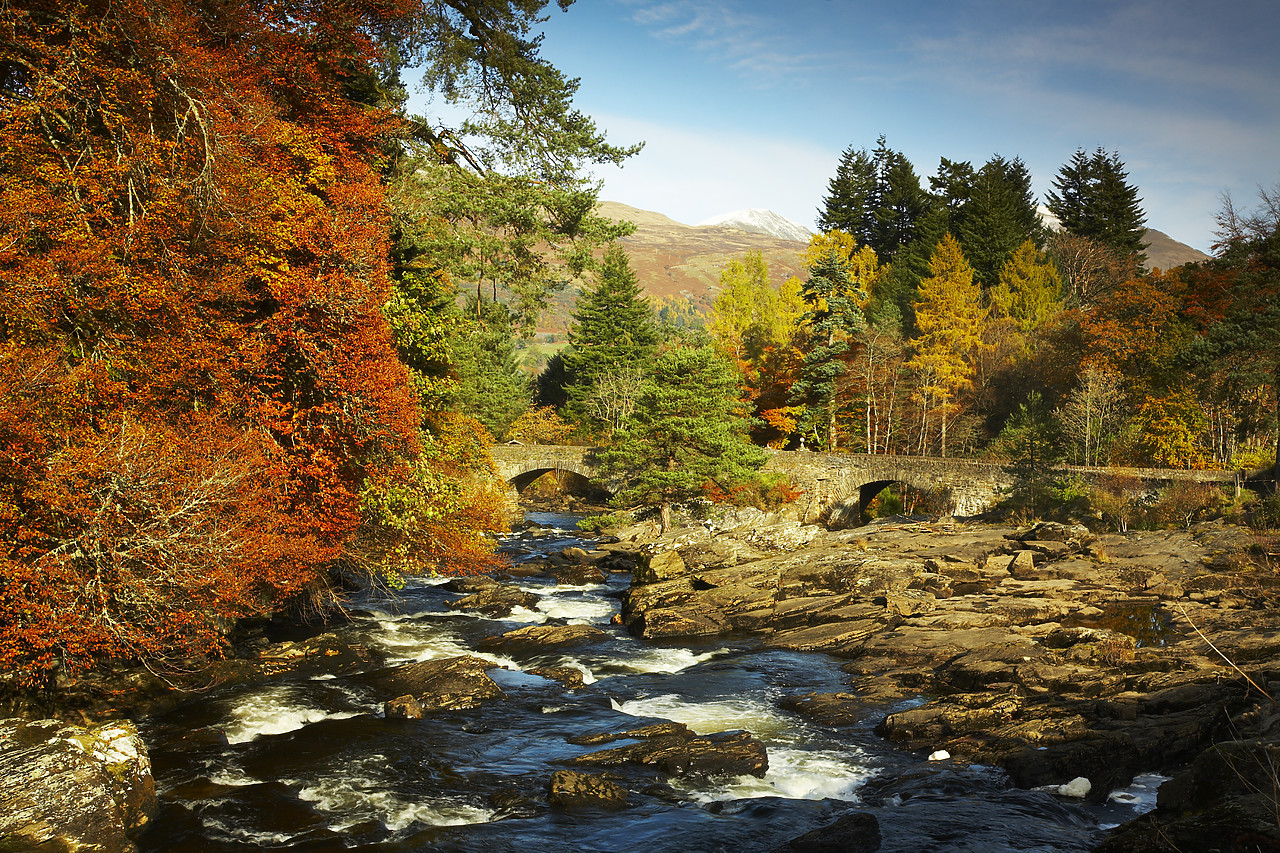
top-left (609, 508), bottom-right (1280, 850)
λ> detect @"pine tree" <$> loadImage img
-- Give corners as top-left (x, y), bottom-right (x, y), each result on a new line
top-left (906, 235), bottom-right (986, 456)
top-left (561, 246), bottom-right (659, 430)
top-left (952, 156), bottom-right (1045, 287)
top-left (597, 345), bottom-right (766, 531)
top-left (819, 136), bottom-right (931, 263)
top-left (1046, 148), bottom-right (1148, 263)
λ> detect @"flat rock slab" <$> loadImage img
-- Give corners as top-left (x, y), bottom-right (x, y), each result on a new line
top-left (568, 729), bottom-right (769, 778)
top-left (478, 624), bottom-right (609, 658)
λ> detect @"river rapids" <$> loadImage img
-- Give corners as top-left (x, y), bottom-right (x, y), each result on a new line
top-left (137, 512), bottom-right (1164, 852)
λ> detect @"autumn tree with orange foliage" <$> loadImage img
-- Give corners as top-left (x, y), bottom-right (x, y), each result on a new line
top-left (0, 0), bottom-right (620, 688)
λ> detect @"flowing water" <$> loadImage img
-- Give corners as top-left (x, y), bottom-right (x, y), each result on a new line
top-left (139, 512), bottom-right (1163, 852)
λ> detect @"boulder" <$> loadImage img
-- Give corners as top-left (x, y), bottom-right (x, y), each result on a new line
top-left (448, 584), bottom-right (539, 617)
top-left (529, 666), bottom-right (586, 689)
top-left (384, 694), bottom-right (423, 719)
top-left (0, 718), bottom-right (156, 853)
top-left (356, 655), bottom-right (505, 711)
top-left (633, 549), bottom-right (688, 585)
top-left (552, 564), bottom-right (607, 586)
top-left (477, 624), bottom-right (609, 658)
top-left (568, 729), bottom-right (769, 778)
top-left (546, 770), bottom-right (627, 810)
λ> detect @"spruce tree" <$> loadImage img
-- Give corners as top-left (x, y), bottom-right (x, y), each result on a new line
top-left (450, 297), bottom-right (531, 439)
top-left (597, 345), bottom-right (766, 531)
top-left (1046, 148), bottom-right (1148, 263)
top-left (561, 246), bottom-right (659, 430)
top-left (819, 146), bottom-right (879, 245)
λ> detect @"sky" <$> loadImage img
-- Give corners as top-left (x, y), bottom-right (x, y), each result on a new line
top-left (412, 0), bottom-right (1280, 253)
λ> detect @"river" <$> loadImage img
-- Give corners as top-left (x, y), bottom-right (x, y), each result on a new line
top-left (137, 512), bottom-right (1164, 852)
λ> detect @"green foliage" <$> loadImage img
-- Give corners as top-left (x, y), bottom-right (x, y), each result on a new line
top-left (450, 297), bottom-right (531, 438)
top-left (560, 246), bottom-right (660, 432)
top-left (998, 391), bottom-right (1062, 519)
top-left (596, 344), bottom-right (767, 531)
top-left (946, 156), bottom-right (1046, 287)
top-left (576, 512), bottom-right (630, 532)
top-left (1046, 148), bottom-right (1148, 262)
top-left (988, 240), bottom-right (1064, 336)
top-left (789, 250), bottom-right (868, 449)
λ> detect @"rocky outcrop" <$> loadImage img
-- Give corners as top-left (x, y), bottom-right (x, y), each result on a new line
top-left (0, 718), bottom-right (156, 853)
top-left (355, 655), bottom-right (506, 712)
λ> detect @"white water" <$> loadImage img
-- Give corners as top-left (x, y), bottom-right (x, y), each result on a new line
top-left (612, 692), bottom-right (875, 803)
top-left (220, 685), bottom-right (365, 744)
top-left (295, 757), bottom-right (494, 831)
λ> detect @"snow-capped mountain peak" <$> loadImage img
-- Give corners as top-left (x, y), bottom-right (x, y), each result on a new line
top-left (697, 208), bottom-right (813, 243)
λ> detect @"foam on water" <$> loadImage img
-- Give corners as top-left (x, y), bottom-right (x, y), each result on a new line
top-left (612, 692), bottom-right (790, 738)
top-left (1098, 773), bottom-right (1170, 828)
top-left (681, 745), bottom-right (873, 803)
top-left (531, 594), bottom-right (615, 624)
top-left (295, 759), bottom-right (494, 831)
top-left (610, 645), bottom-right (727, 675)
top-left (221, 686), bottom-right (362, 744)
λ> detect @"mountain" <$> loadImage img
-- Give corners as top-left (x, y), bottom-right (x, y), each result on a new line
top-left (1036, 204), bottom-right (1209, 270)
top-left (696, 208), bottom-right (814, 243)
top-left (530, 201), bottom-right (1212, 335)
top-left (594, 200), bottom-right (808, 303)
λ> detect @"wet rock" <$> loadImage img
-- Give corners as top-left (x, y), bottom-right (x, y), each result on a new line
top-left (356, 655), bottom-right (505, 711)
top-left (0, 718), bottom-right (156, 853)
top-left (529, 667), bottom-right (586, 689)
top-left (1097, 737), bottom-right (1280, 853)
top-left (448, 584), bottom-right (539, 617)
top-left (773, 811), bottom-right (881, 853)
top-left (633, 549), bottom-right (688, 585)
top-left (478, 624), bottom-right (609, 658)
top-left (257, 632), bottom-right (383, 678)
top-left (442, 575), bottom-right (498, 594)
top-left (568, 729), bottom-right (769, 778)
top-left (553, 563), bottom-right (607, 586)
top-left (546, 770), bottom-right (628, 810)
top-left (568, 722), bottom-right (692, 746)
top-left (384, 694), bottom-right (423, 719)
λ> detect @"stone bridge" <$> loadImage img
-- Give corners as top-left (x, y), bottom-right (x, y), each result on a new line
top-left (489, 444), bottom-right (1245, 524)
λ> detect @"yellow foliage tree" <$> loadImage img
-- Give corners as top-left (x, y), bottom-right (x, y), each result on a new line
top-left (906, 235), bottom-right (986, 456)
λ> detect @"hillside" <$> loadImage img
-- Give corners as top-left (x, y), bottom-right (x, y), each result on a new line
top-left (529, 202), bottom-right (1212, 337)
top-left (597, 200), bottom-right (808, 301)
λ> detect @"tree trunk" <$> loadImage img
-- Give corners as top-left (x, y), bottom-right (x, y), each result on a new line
top-left (659, 501), bottom-right (671, 533)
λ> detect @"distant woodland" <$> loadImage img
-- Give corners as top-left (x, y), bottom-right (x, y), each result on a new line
top-left (1, 0), bottom-right (1276, 690)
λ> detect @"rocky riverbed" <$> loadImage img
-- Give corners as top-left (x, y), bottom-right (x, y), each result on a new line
top-left (5, 509), bottom-right (1278, 851)
top-left (610, 509), bottom-right (1280, 851)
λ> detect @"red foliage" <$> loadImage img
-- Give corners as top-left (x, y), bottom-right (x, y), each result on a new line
top-left (0, 0), bottom-right (424, 684)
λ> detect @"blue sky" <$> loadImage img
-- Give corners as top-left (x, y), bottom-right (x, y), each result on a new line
top-left (415, 0), bottom-right (1280, 253)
